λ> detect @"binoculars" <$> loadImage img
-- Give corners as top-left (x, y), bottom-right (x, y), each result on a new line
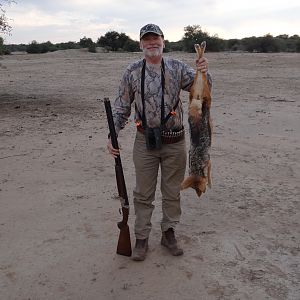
top-left (145, 127), bottom-right (162, 150)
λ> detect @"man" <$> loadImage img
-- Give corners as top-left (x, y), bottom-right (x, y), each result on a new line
top-left (107, 24), bottom-right (211, 261)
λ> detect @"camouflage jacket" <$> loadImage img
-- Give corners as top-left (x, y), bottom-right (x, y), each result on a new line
top-left (112, 57), bottom-right (212, 134)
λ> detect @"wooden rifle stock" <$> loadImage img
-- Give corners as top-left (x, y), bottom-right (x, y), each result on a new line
top-left (104, 97), bottom-right (132, 257)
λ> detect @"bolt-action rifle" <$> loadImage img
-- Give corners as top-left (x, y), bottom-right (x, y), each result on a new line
top-left (103, 97), bottom-right (132, 256)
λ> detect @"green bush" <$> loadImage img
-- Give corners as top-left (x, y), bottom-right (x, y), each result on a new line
top-left (88, 42), bottom-right (96, 53)
top-left (123, 39), bottom-right (140, 52)
top-left (26, 40), bottom-right (41, 53)
top-left (0, 36), bottom-right (4, 55)
top-left (26, 40), bottom-right (58, 54)
top-left (182, 25), bottom-right (210, 52)
top-left (0, 36), bottom-right (11, 55)
top-left (97, 31), bottom-right (131, 51)
top-left (56, 41), bottom-right (80, 50)
top-left (79, 36), bottom-right (94, 48)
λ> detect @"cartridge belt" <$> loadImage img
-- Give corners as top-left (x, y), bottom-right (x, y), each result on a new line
top-left (137, 126), bottom-right (185, 144)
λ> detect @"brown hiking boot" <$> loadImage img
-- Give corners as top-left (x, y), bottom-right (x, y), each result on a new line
top-left (132, 238), bottom-right (148, 261)
top-left (161, 228), bottom-right (183, 256)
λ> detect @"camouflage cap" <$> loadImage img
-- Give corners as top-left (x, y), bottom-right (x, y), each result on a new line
top-left (140, 24), bottom-right (164, 39)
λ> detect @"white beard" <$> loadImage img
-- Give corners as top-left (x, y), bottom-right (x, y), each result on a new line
top-left (142, 45), bottom-right (163, 58)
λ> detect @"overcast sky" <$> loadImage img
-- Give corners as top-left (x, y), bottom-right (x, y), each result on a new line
top-left (2, 0), bottom-right (300, 44)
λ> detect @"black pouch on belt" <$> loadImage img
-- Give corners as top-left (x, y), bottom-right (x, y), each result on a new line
top-left (145, 127), bottom-right (162, 150)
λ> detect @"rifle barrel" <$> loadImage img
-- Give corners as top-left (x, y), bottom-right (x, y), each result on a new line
top-left (104, 98), bottom-right (129, 206)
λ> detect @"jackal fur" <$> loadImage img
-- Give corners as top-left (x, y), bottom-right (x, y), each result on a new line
top-left (181, 42), bottom-right (212, 197)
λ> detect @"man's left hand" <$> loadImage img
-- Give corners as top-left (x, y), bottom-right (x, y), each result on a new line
top-left (196, 57), bottom-right (208, 73)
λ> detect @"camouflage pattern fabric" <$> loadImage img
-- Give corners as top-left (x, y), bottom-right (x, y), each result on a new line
top-left (113, 57), bottom-right (212, 135)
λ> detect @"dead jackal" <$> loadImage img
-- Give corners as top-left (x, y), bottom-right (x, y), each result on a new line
top-left (181, 41), bottom-right (212, 197)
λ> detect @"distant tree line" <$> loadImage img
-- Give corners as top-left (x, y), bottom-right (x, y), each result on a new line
top-left (1, 25), bottom-right (300, 55)
top-left (180, 25), bottom-right (300, 53)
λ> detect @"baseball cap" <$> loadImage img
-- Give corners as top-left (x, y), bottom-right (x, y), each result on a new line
top-left (140, 24), bottom-right (164, 39)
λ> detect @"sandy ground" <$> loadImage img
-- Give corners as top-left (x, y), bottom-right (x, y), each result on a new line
top-left (0, 49), bottom-right (299, 300)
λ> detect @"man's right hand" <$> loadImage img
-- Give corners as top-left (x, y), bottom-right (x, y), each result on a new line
top-left (107, 139), bottom-right (120, 158)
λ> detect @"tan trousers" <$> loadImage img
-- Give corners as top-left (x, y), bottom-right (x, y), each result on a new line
top-left (133, 131), bottom-right (187, 239)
